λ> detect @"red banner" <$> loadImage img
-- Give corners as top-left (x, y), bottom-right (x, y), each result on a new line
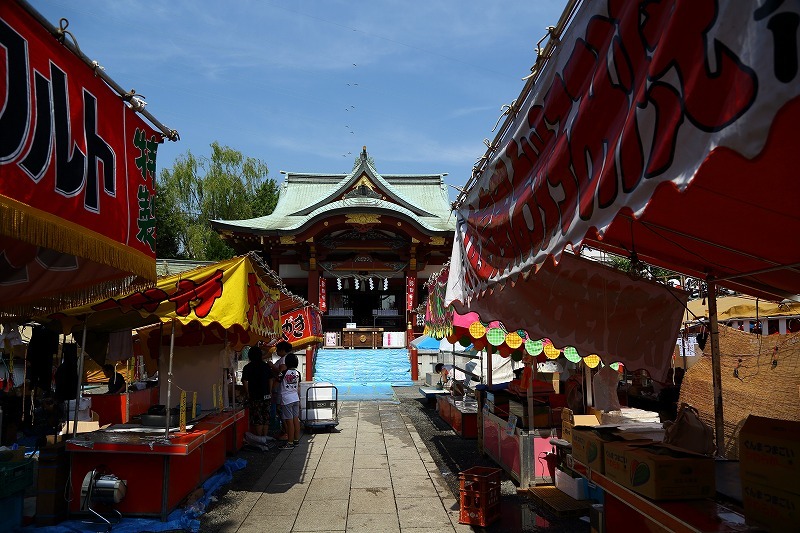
top-left (319, 277), bottom-right (327, 312)
top-left (451, 0), bottom-right (800, 302)
top-left (281, 306), bottom-right (323, 347)
top-left (0, 2), bottom-right (159, 276)
top-left (406, 276), bottom-right (416, 311)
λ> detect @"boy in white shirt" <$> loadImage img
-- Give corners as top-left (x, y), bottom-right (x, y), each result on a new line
top-left (279, 352), bottom-right (301, 449)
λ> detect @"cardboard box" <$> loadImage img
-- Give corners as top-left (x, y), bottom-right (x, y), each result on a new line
top-left (616, 444), bottom-right (715, 500)
top-left (738, 415), bottom-right (800, 495)
top-left (561, 408), bottom-right (599, 444)
top-left (571, 429), bottom-right (610, 473)
top-left (741, 479), bottom-right (800, 532)
top-left (603, 440), bottom-right (638, 487)
top-left (555, 467), bottom-right (588, 500)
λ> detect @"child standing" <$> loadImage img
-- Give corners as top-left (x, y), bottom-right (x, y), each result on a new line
top-left (279, 352), bottom-right (301, 449)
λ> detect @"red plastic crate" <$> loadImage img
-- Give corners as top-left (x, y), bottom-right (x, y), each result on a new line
top-left (458, 467), bottom-right (502, 527)
top-left (459, 489), bottom-right (500, 527)
top-left (458, 466), bottom-right (502, 493)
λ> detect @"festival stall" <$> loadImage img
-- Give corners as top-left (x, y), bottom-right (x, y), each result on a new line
top-left (46, 253), bottom-right (308, 520)
top-left (442, 0), bottom-right (799, 529)
top-left (0, 2), bottom-right (178, 526)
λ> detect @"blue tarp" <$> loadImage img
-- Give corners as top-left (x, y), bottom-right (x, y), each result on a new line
top-left (411, 335), bottom-right (440, 351)
top-left (23, 458), bottom-right (247, 533)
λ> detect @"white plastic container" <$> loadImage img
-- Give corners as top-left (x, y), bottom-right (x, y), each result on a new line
top-left (299, 381), bottom-right (337, 427)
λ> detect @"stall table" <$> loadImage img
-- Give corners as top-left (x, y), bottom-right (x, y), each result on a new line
top-left (418, 387), bottom-right (449, 406)
top-left (436, 395), bottom-right (478, 438)
top-left (66, 409), bottom-right (242, 520)
top-left (571, 460), bottom-right (748, 532)
top-left (481, 409), bottom-right (555, 486)
top-left (194, 407), bottom-right (247, 455)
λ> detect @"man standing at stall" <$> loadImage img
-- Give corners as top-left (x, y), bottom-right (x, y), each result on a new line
top-left (242, 346), bottom-right (271, 442)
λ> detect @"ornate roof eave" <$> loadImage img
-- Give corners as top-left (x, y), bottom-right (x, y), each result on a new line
top-left (213, 208), bottom-right (455, 241)
top-left (289, 148), bottom-right (439, 218)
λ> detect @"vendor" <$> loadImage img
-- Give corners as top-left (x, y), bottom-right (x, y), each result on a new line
top-left (102, 364), bottom-right (126, 394)
top-left (435, 363), bottom-right (465, 397)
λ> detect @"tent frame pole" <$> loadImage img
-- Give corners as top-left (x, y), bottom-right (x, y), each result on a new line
top-left (165, 318), bottom-right (176, 439)
top-left (707, 279), bottom-right (725, 456)
top-left (72, 320), bottom-right (88, 437)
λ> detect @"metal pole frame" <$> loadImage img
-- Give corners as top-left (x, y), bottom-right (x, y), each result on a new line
top-left (72, 320), bottom-right (88, 437)
top-left (164, 318), bottom-right (176, 439)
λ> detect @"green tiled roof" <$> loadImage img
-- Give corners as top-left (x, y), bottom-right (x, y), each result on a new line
top-left (212, 153), bottom-right (455, 235)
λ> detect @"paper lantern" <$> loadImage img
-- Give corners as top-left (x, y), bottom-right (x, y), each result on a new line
top-left (458, 336), bottom-right (472, 347)
top-left (584, 354), bottom-right (601, 368)
top-left (505, 331), bottom-right (523, 349)
top-left (525, 339), bottom-right (543, 355)
top-left (543, 341), bottom-right (560, 360)
top-left (468, 321), bottom-right (486, 339)
top-left (610, 362), bottom-right (621, 371)
top-left (510, 350), bottom-right (523, 362)
top-left (563, 346), bottom-right (581, 363)
top-left (486, 327), bottom-right (506, 347)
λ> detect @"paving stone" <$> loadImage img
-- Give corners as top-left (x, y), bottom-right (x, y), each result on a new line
top-left (238, 519), bottom-right (294, 533)
top-left (351, 467), bottom-right (392, 488)
top-left (396, 497), bottom-right (454, 530)
top-left (292, 498), bottom-right (348, 531)
top-left (348, 487), bottom-right (396, 514)
top-left (345, 512), bottom-right (401, 533)
top-left (304, 476), bottom-right (352, 501)
top-left (391, 475), bottom-right (439, 498)
top-left (352, 453), bottom-right (389, 469)
top-left (313, 460), bottom-right (354, 479)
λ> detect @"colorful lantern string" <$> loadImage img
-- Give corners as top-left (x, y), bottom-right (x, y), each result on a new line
top-left (543, 341), bottom-right (560, 359)
top-left (563, 346), bottom-right (581, 363)
top-left (468, 321), bottom-right (486, 339)
top-left (486, 327), bottom-right (506, 347)
top-left (505, 331), bottom-right (523, 349)
top-left (525, 338), bottom-right (543, 355)
top-left (584, 354), bottom-right (601, 368)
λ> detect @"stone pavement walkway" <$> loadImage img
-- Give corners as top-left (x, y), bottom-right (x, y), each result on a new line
top-left (223, 401), bottom-right (474, 533)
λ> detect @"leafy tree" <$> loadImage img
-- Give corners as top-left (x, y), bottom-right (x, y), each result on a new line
top-left (249, 179), bottom-right (280, 218)
top-left (155, 142), bottom-right (275, 260)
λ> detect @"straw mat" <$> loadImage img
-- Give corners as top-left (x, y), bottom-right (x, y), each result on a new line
top-left (679, 326), bottom-right (800, 458)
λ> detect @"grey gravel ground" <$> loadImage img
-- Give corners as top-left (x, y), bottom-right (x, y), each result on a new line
top-left (196, 386), bottom-right (590, 533)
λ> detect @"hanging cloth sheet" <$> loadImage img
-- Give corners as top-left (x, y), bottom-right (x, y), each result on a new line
top-left (107, 329), bottom-right (134, 362)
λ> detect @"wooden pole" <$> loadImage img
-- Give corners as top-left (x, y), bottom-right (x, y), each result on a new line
top-left (707, 279), bottom-right (725, 456)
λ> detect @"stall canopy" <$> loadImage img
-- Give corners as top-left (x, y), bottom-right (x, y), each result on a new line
top-left (0, 1), bottom-right (177, 318)
top-left (48, 253), bottom-right (309, 353)
top-left (438, 257), bottom-right (685, 379)
top-left (449, 0), bottom-right (800, 306)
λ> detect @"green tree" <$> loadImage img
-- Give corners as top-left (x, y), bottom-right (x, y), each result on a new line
top-left (249, 179), bottom-right (280, 217)
top-left (155, 142), bottom-right (275, 260)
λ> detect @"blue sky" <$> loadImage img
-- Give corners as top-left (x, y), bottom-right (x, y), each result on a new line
top-left (28, 1), bottom-right (567, 199)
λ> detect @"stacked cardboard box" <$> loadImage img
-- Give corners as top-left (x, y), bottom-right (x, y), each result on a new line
top-left (738, 416), bottom-right (800, 531)
top-left (603, 441), bottom-right (715, 500)
top-left (561, 407), bottom-right (600, 443)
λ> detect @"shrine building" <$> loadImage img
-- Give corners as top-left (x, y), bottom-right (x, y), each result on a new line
top-left (211, 147), bottom-right (455, 347)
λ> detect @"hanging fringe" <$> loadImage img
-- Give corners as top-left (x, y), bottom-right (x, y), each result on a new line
top-left (0, 275), bottom-right (154, 322)
top-left (0, 196), bottom-right (156, 281)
